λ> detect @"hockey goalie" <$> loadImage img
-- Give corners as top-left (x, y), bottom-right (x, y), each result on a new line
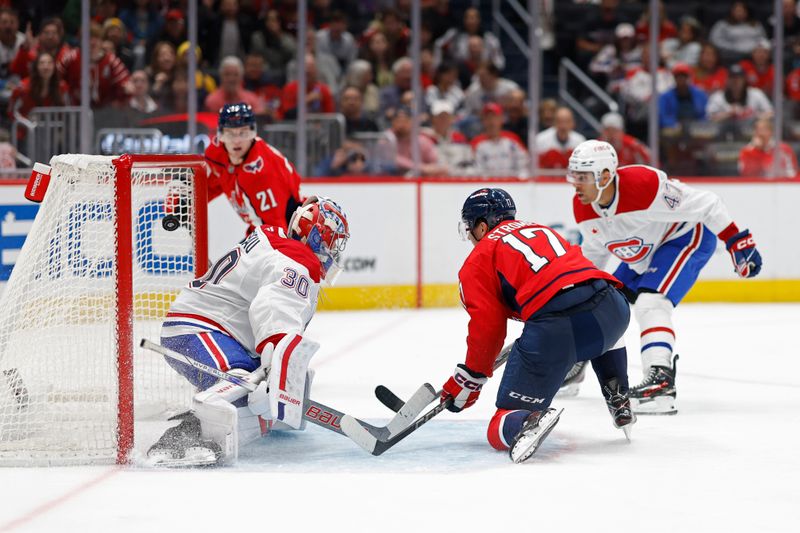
top-left (147, 196), bottom-right (349, 467)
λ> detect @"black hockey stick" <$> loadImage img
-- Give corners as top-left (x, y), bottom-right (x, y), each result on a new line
top-left (341, 343), bottom-right (514, 456)
top-left (140, 339), bottom-right (433, 440)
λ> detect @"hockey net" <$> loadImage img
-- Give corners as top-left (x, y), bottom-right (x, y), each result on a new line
top-left (0, 154), bottom-right (208, 466)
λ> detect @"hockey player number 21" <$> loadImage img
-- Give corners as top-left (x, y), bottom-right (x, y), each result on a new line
top-left (501, 228), bottom-right (567, 272)
top-left (256, 189), bottom-right (277, 211)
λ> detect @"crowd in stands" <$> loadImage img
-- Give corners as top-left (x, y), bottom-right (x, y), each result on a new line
top-left (0, 0), bottom-right (798, 178)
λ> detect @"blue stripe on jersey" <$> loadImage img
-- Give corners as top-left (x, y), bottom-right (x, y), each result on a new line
top-left (277, 402), bottom-right (285, 420)
top-left (642, 341), bottom-right (673, 352)
top-left (162, 321), bottom-right (218, 331)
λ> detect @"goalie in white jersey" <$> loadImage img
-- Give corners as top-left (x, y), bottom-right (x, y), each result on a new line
top-left (147, 196), bottom-right (349, 466)
top-left (565, 140), bottom-right (762, 415)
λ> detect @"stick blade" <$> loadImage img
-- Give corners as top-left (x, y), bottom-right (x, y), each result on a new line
top-left (384, 383), bottom-right (438, 437)
top-left (375, 385), bottom-right (405, 412)
top-left (340, 415), bottom-right (379, 455)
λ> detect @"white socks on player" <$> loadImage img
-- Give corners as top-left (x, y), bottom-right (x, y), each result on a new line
top-left (634, 292), bottom-right (675, 372)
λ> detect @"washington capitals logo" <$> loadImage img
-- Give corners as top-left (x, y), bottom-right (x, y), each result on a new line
top-left (606, 237), bottom-right (653, 263)
top-left (243, 156), bottom-right (264, 174)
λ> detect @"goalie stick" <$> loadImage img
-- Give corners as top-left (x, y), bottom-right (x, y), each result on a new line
top-left (140, 339), bottom-right (432, 440)
top-left (341, 343), bottom-right (514, 456)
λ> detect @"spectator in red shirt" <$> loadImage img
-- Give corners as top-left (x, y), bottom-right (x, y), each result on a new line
top-left (692, 43), bottom-right (728, 94)
top-left (739, 118), bottom-right (798, 178)
top-left (204, 55), bottom-right (265, 113)
top-left (280, 53), bottom-right (335, 119)
top-left (8, 51), bottom-right (68, 126)
top-left (10, 17), bottom-right (71, 80)
top-left (598, 112), bottom-right (651, 166)
top-left (739, 39), bottom-right (774, 95)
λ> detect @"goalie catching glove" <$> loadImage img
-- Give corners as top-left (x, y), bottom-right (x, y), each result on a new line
top-left (442, 364), bottom-right (488, 412)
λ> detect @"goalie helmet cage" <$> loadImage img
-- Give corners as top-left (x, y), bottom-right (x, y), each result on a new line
top-left (0, 154), bottom-right (208, 466)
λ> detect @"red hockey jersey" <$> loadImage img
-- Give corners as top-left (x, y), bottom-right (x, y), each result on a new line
top-left (204, 136), bottom-right (302, 231)
top-left (458, 220), bottom-right (619, 376)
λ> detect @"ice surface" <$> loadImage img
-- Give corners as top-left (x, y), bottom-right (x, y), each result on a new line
top-left (1, 304), bottom-right (798, 532)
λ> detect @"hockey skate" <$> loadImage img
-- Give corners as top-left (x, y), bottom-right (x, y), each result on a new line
top-left (630, 355), bottom-right (679, 415)
top-left (146, 412), bottom-right (222, 467)
top-left (557, 361), bottom-right (587, 397)
top-left (508, 407), bottom-right (564, 464)
top-left (601, 378), bottom-right (636, 440)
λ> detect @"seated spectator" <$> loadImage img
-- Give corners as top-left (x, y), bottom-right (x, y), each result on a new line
top-left (422, 100), bottom-right (473, 175)
top-left (204, 56), bottom-right (265, 113)
top-left (456, 35), bottom-right (486, 88)
top-left (575, 0), bottom-right (624, 67)
top-left (145, 41), bottom-right (176, 105)
top-left (463, 62), bottom-right (520, 116)
top-left (286, 30), bottom-right (341, 94)
top-left (692, 43), bottom-right (728, 95)
top-left (378, 57), bottom-right (412, 122)
top-left (315, 10), bottom-right (357, 71)
top-left (8, 51), bottom-right (68, 124)
top-left (250, 9), bottom-right (296, 84)
top-left (102, 18), bottom-right (134, 71)
top-left (243, 53), bottom-right (281, 119)
top-left (359, 30), bottom-right (393, 88)
top-left (599, 112), bottom-right (651, 166)
top-left (661, 16), bottom-right (703, 68)
top-left (60, 22), bottom-right (131, 107)
top-left (502, 88), bottom-right (529, 146)
top-left (435, 7), bottom-right (505, 72)
top-left (339, 86), bottom-right (378, 137)
top-left (471, 102), bottom-right (528, 177)
top-left (0, 7), bottom-right (24, 81)
top-left (10, 17), bottom-right (71, 80)
top-left (619, 43), bottom-right (674, 137)
top-left (659, 63), bottom-right (708, 129)
top-left (635, 2), bottom-right (677, 43)
top-left (535, 106), bottom-right (586, 169)
top-left (343, 59), bottom-right (379, 117)
top-left (280, 54), bottom-right (334, 118)
top-left (707, 64), bottom-right (773, 124)
top-left (739, 118), bottom-right (798, 177)
top-left (539, 98), bottom-right (557, 129)
top-left (589, 22), bottom-right (642, 92)
top-left (420, 49), bottom-right (435, 89)
top-left (377, 106), bottom-right (446, 176)
top-left (361, 8), bottom-right (409, 65)
top-left (127, 69), bottom-right (157, 113)
top-left (314, 140), bottom-right (370, 177)
top-left (709, 1), bottom-right (767, 63)
top-left (424, 61), bottom-right (464, 115)
top-left (175, 42), bottom-right (216, 108)
top-left (740, 39), bottom-right (774, 95)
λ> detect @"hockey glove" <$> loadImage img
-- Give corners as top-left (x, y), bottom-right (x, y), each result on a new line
top-left (725, 229), bottom-right (762, 278)
top-left (442, 364), bottom-right (488, 413)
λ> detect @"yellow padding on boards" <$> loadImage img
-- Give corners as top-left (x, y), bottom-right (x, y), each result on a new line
top-left (317, 280), bottom-right (800, 310)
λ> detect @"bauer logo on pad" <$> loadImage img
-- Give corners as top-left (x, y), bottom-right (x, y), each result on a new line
top-left (25, 163), bottom-right (53, 203)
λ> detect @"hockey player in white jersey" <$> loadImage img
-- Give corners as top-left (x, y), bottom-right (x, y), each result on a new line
top-left (565, 140), bottom-right (762, 414)
top-left (147, 196), bottom-right (349, 466)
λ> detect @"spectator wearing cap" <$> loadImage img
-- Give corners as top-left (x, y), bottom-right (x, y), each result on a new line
top-left (502, 88), bottom-right (529, 146)
top-left (535, 106), bottom-right (585, 170)
top-left (280, 53), bottom-right (335, 118)
top-left (589, 22), bottom-right (642, 92)
top-left (175, 42), bottom-right (217, 104)
top-left (102, 17), bottom-right (134, 71)
top-left (423, 100), bottom-right (473, 175)
top-left (315, 11), bottom-right (357, 72)
top-left (599, 112), bottom-right (651, 166)
top-left (739, 39), bottom-right (774, 95)
top-left (661, 16), bottom-right (703, 68)
top-left (659, 63), bottom-right (708, 129)
top-left (707, 64), bottom-right (773, 124)
top-left (339, 86), bottom-right (378, 137)
top-left (709, 1), bottom-right (767, 62)
top-left (463, 61), bottom-right (520, 116)
top-left (692, 44), bottom-right (728, 95)
top-left (377, 106), bottom-right (446, 176)
top-left (204, 56), bottom-right (264, 113)
top-left (739, 118), bottom-right (798, 178)
top-left (147, 9), bottom-right (186, 64)
top-left (472, 102), bottom-right (528, 177)
top-left (424, 61), bottom-right (464, 115)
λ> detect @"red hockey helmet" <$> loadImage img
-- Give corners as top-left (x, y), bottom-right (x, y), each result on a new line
top-left (289, 196), bottom-right (350, 283)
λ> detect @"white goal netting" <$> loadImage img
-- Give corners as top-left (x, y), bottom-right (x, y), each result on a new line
top-left (0, 154), bottom-right (206, 466)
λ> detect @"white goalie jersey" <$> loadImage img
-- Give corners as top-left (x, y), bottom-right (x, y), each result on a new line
top-left (573, 165), bottom-right (737, 275)
top-left (162, 225), bottom-right (322, 356)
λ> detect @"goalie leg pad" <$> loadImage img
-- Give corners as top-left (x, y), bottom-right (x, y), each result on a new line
top-left (634, 292), bottom-right (675, 371)
top-left (268, 334), bottom-right (319, 430)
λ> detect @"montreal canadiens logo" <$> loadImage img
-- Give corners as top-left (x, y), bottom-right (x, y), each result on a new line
top-left (606, 237), bottom-right (653, 263)
top-left (243, 156), bottom-right (264, 174)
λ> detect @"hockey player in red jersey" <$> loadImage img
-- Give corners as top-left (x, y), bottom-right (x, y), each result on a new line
top-left (441, 188), bottom-right (635, 463)
top-left (147, 196), bottom-right (349, 466)
top-left (203, 102), bottom-right (302, 232)
top-left (567, 140), bottom-right (763, 414)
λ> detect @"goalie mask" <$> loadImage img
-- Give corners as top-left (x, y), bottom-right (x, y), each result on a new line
top-left (289, 196), bottom-right (350, 284)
